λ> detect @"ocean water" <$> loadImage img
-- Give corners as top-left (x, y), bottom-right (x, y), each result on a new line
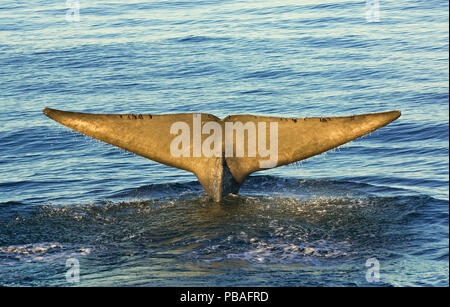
top-left (0, 0), bottom-right (448, 287)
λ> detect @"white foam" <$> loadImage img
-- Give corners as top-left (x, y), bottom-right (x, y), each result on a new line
top-left (0, 242), bottom-right (92, 263)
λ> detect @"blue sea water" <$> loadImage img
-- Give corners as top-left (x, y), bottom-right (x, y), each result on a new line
top-left (0, 0), bottom-right (448, 286)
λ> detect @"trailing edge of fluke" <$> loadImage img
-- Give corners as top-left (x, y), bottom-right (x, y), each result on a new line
top-left (43, 108), bottom-right (401, 202)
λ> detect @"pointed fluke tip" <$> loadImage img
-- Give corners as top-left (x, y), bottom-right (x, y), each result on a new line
top-left (388, 110), bottom-right (401, 120)
top-left (367, 110), bottom-right (401, 126)
top-left (377, 110), bottom-right (401, 124)
top-left (42, 107), bottom-right (56, 118)
top-left (43, 108), bottom-right (68, 122)
top-left (386, 110), bottom-right (401, 124)
top-left (43, 108), bottom-right (76, 127)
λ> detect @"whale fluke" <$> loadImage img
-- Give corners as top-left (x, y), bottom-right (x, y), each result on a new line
top-left (43, 108), bottom-right (400, 202)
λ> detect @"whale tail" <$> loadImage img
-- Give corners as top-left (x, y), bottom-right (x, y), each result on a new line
top-left (43, 108), bottom-right (400, 202)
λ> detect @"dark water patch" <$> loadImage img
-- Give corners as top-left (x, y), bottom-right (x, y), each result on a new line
top-left (175, 35), bottom-right (231, 43)
top-left (1, 190), bottom-right (445, 286)
top-left (349, 143), bottom-right (449, 157)
top-left (108, 181), bottom-right (204, 200)
top-left (118, 0), bottom-right (220, 11)
top-left (293, 35), bottom-right (374, 49)
top-left (308, 2), bottom-right (357, 10)
top-left (242, 68), bottom-right (294, 80)
top-left (0, 125), bottom-right (87, 156)
top-left (241, 176), bottom-right (387, 199)
top-left (367, 121), bottom-right (449, 143)
top-left (238, 89), bottom-right (275, 96)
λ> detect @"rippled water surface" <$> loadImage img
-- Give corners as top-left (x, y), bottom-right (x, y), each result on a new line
top-left (0, 0), bottom-right (448, 286)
